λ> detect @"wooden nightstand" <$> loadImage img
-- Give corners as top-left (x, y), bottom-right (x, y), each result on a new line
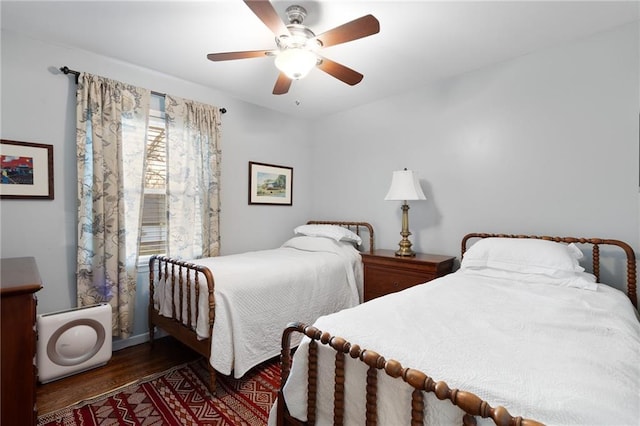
top-left (362, 250), bottom-right (455, 302)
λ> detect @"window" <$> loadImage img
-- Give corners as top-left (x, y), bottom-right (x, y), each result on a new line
top-left (138, 95), bottom-right (167, 263)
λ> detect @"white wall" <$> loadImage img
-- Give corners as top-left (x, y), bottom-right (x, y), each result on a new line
top-left (310, 22), bottom-right (639, 292)
top-left (0, 31), bottom-right (313, 339)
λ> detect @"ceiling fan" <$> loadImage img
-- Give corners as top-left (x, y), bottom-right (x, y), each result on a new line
top-left (206, 0), bottom-right (380, 95)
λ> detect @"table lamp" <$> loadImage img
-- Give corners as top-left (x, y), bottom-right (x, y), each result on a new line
top-left (384, 169), bottom-right (426, 257)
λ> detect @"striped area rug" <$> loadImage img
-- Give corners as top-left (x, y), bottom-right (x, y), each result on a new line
top-left (37, 358), bottom-right (280, 425)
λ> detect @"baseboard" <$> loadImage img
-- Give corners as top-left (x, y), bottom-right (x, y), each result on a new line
top-left (112, 328), bottom-right (168, 352)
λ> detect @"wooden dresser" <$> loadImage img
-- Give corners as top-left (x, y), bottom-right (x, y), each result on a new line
top-left (362, 250), bottom-right (455, 301)
top-left (1, 257), bottom-right (43, 426)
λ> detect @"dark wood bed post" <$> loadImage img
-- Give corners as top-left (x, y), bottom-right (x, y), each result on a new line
top-left (278, 322), bottom-right (306, 426)
top-left (148, 256), bottom-right (158, 347)
top-left (205, 269), bottom-right (216, 392)
top-left (334, 349), bottom-right (346, 425)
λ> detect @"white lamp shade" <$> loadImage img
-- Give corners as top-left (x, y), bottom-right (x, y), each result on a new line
top-left (384, 169), bottom-right (426, 201)
top-left (275, 48), bottom-right (317, 80)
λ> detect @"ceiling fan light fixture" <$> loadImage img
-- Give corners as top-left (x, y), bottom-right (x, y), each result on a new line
top-left (275, 48), bottom-right (317, 80)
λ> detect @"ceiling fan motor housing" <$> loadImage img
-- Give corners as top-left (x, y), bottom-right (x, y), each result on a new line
top-left (276, 25), bottom-right (319, 50)
top-left (278, 4), bottom-right (322, 50)
top-left (285, 5), bottom-right (307, 25)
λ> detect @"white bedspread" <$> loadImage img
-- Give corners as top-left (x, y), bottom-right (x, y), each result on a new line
top-left (154, 236), bottom-right (363, 378)
top-left (275, 271), bottom-right (640, 425)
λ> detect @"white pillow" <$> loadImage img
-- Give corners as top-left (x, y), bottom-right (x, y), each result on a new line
top-left (294, 224), bottom-right (362, 246)
top-left (461, 237), bottom-right (585, 277)
top-left (282, 235), bottom-right (354, 253)
top-left (461, 267), bottom-right (598, 291)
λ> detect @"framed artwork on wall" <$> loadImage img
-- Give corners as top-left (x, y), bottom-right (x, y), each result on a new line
top-left (0, 139), bottom-right (54, 200)
top-left (248, 161), bottom-right (293, 205)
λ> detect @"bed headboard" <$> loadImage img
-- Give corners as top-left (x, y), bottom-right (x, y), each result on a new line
top-left (461, 233), bottom-right (637, 308)
top-left (306, 221), bottom-right (375, 254)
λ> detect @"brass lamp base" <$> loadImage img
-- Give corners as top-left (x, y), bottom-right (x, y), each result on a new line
top-left (395, 244), bottom-right (416, 257)
top-left (394, 202), bottom-right (416, 257)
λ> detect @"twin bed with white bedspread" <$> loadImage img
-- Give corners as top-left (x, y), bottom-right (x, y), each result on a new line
top-left (272, 234), bottom-right (640, 425)
top-left (148, 221), bottom-right (373, 390)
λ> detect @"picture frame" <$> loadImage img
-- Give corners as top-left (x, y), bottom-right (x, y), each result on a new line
top-left (1, 139), bottom-right (54, 200)
top-left (248, 161), bottom-right (293, 205)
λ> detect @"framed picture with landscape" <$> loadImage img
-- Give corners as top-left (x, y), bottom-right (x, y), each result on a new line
top-left (0, 139), bottom-right (54, 199)
top-left (248, 161), bottom-right (293, 205)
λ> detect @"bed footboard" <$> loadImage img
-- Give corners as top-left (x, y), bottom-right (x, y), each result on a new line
top-left (148, 255), bottom-right (217, 392)
top-left (277, 322), bottom-right (544, 426)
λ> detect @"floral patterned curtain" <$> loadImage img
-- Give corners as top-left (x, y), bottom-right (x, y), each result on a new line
top-left (76, 73), bottom-right (150, 338)
top-left (164, 95), bottom-right (221, 259)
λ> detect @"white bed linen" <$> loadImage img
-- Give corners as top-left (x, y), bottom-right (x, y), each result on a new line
top-left (273, 271), bottom-right (640, 425)
top-left (154, 236), bottom-right (363, 378)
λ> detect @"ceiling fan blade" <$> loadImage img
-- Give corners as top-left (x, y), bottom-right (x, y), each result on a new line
top-left (207, 50), bottom-right (273, 61)
top-left (316, 15), bottom-right (380, 48)
top-left (273, 72), bottom-right (292, 95)
top-left (244, 0), bottom-right (290, 36)
top-left (317, 57), bottom-right (363, 86)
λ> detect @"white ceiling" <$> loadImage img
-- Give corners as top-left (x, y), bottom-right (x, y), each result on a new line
top-left (2, 1), bottom-right (639, 118)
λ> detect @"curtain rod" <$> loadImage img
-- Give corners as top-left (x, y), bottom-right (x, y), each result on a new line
top-left (59, 66), bottom-right (227, 114)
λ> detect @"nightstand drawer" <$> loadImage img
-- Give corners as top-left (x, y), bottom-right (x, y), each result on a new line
top-left (364, 266), bottom-right (434, 300)
top-left (362, 250), bottom-right (455, 302)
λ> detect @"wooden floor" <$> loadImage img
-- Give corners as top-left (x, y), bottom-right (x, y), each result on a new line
top-left (36, 336), bottom-right (200, 416)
